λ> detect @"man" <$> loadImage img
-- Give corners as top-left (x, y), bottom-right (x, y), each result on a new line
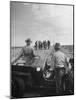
top-left (34, 41), bottom-right (37, 50)
top-left (53, 43), bottom-right (69, 95)
top-left (47, 40), bottom-right (50, 49)
top-left (12, 38), bottom-right (36, 65)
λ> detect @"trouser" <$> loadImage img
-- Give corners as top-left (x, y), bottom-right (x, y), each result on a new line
top-left (55, 67), bottom-right (65, 95)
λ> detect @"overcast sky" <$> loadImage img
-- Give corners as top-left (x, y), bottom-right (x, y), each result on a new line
top-left (11, 2), bottom-right (73, 46)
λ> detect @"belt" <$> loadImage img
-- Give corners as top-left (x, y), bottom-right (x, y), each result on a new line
top-left (56, 65), bottom-right (64, 68)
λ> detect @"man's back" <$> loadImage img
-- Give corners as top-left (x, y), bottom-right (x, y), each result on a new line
top-left (54, 50), bottom-right (67, 68)
top-left (21, 46), bottom-right (35, 64)
top-left (22, 46), bottom-right (34, 57)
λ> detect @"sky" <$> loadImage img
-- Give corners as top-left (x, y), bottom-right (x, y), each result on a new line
top-left (11, 2), bottom-right (73, 46)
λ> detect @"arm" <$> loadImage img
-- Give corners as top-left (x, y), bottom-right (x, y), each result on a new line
top-left (11, 48), bottom-right (23, 65)
top-left (52, 54), bottom-right (56, 69)
top-left (31, 48), bottom-right (40, 59)
top-left (44, 54), bottom-right (55, 71)
top-left (65, 56), bottom-right (69, 67)
top-left (65, 56), bottom-right (71, 73)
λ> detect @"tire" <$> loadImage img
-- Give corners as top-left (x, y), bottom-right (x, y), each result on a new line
top-left (11, 77), bottom-right (25, 98)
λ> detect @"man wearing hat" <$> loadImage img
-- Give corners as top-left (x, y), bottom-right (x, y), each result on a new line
top-left (12, 38), bottom-right (36, 65)
top-left (53, 43), bottom-right (69, 95)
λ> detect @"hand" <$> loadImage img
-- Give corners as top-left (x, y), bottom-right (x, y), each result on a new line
top-left (34, 55), bottom-right (40, 59)
top-left (65, 67), bottom-right (70, 74)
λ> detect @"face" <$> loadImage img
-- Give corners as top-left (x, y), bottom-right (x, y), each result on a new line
top-left (26, 42), bottom-right (31, 45)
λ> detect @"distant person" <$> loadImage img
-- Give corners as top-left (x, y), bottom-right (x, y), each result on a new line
top-left (39, 41), bottom-right (42, 50)
top-left (52, 43), bottom-right (69, 95)
top-left (43, 40), bottom-right (47, 50)
top-left (47, 40), bottom-right (50, 49)
top-left (12, 38), bottom-right (38, 65)
top-left (35, 41), bottom-right (37, 50)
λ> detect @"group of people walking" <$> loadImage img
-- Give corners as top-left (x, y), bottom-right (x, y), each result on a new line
top-left (34, 40), bottom-right (50, 50)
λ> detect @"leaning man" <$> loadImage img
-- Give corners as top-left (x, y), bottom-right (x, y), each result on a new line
top-left (12, 38), bottom-right (36, 65)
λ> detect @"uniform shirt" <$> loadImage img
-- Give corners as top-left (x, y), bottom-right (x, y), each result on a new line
top-left (19, 45), bottom-right (35, 64)
top-left (22, 46), bottom-right (34, 57)
top-left (53, 50), bottom-right (68, 68)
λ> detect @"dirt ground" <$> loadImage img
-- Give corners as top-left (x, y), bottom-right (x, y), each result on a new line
top-left (11, 45), bottom-right (73, 69)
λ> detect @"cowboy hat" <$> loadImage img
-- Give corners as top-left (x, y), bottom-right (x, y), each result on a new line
top-left (54, 43), bottom-right (61, 50)
top-left (25, 38), bottom-right (32, 43)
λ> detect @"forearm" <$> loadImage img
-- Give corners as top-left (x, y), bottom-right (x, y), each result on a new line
top-left (11, 56), bottom-right (19, 65)
top-left (11, 53), bottom-right (22, 65)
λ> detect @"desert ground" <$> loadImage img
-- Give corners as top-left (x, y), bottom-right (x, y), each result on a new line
top-left (11, 45), bottom-right (73, 69)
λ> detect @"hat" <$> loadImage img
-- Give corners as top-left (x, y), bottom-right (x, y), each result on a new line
top-left (54, 43), bottom-right (61, 50)
top-left (25, 38), bottom-right (32, 43)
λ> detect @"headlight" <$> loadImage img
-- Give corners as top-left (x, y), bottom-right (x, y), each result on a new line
top-left (36, 67), bottom-right (41, 72)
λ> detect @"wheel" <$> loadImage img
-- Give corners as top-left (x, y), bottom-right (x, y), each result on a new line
top-left (11, 78), bottom-right (25, 98)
